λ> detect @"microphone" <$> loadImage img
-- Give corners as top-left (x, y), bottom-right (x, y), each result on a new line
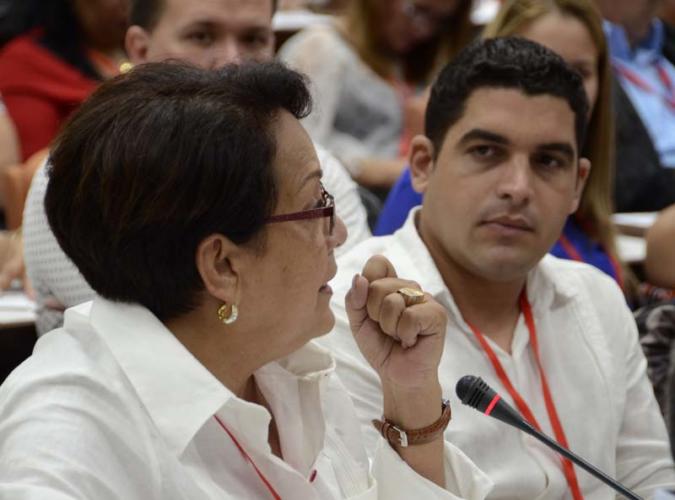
top-left (455, 375), bottom-right (642, 500)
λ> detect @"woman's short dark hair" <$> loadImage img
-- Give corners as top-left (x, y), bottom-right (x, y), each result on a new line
top-left (45, 61), bottom-right (311, 321)
top-left (425, 37), bottom-right (589, 157)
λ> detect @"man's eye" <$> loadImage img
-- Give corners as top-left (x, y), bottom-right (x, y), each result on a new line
top-left (535, 154), bottom-right (565, 171)
top-left (469, 145), bottom-right (497, 159)
top-left (242, 34), bottom-right (269, 47)
top-left (187, 31), bottom-right (213, 45)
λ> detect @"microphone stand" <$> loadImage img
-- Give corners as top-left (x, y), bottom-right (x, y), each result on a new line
top-left (516, 418), bottom-right (641, 500)
top-left (456, 375), bottom-right (643, 500)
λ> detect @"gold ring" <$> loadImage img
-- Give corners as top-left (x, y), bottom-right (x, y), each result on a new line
top-left (397, 287), bottom-right (426, 307)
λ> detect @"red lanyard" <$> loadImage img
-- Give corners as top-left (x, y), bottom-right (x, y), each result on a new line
top-left (466, 291), bottom-right (584, 500)
top-left (613, 60), bottom-right (675, 111)
top-left (557, 235), bottom-right (625, 290)
top-left (213, 415), bottom-right (282, 500)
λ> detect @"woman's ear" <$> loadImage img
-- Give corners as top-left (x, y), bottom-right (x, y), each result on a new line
top-left (409, 135), bottom-right (435, 194)
top-left (195, 234), bottom-right (241, 304)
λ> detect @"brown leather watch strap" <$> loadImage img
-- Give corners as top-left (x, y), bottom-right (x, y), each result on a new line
top-left (372, 399), bottom-right (451, 448)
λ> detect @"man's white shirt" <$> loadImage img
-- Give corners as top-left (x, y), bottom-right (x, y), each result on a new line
top-left (0, 297), bottom-right (494, 499)
top-left (319, 208), bottom-right (675, 499)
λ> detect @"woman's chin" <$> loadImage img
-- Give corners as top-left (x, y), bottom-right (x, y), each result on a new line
top-left (316, 308), bottom-right (336, 336)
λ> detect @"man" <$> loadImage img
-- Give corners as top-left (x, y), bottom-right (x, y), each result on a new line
top-left (322, 37), bottom-right (675, 498)
top-left (21, 0), bottom-right (370, 334)
top-left (594, 0), bottom-right (675, 211)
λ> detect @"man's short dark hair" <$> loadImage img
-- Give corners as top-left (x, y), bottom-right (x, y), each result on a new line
top-left (129, 0), bottom-right (279, 31)
top-left (45, 61), bottom-right (311, 321)
top-left (425, 37), bottom-right (589, 157)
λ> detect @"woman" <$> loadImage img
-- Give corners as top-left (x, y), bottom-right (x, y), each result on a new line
top-left (377, 0), bottom-right (626, 290)
top-left (279, 0), bottom-right (474, 192)
top-left (0, 62), bottom-right (491, 499)
top-left (0, 0), bottom-right (128, 160)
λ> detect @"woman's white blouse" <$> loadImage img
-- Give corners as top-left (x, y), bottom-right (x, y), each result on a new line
top-left (0, 298), bottom-right (493, 499)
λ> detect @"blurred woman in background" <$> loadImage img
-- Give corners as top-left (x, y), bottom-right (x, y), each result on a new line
top-left (280, 0), bottom-right (474, 193)
top-left (0, 0), bottom-right (128, 160)
top-left (377, 0), bottom-right (627, 291)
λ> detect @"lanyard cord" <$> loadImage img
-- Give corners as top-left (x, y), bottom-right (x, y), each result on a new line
top-left (613, 59), bottom-right (675, 111)
top-left (213, 415), bottom-right (282, 500)
top-left (466, 291), bottom-right (584, 500)
top-left (557, 235), bottom-right (625, 291)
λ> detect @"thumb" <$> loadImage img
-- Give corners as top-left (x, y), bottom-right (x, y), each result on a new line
top-left (345, 273), bottom-right (370, 334)
top-left (361, 254), bottom-right (398, 282)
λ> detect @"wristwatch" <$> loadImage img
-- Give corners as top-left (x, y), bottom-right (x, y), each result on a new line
top-left (372, 399), bottom-right (451, 448)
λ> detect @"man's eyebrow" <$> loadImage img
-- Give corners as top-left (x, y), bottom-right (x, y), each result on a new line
top-left (538, 143), bottom-right (575, 161)
top-left (180, 19), bottom-right (269, 31)
top-left (244, 26), bottom-right (273, 34)
top-left (457, 129), bottom-right (510, 147)
top-left (182, 19), bottom-right (214, 29)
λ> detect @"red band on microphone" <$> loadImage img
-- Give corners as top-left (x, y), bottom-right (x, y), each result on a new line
top-left (484, 394), bottom-right (501, 416)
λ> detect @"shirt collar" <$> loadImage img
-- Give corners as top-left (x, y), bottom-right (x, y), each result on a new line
top-left (394, 208), bottom-right (578, 322)
top-left (394, 208), bottom-right (450, 299)
top-left (72, 298), bottom-right (337, 457)
top-left (83, 298), bottom-right (233, 457)
top-left (606, 18), bottom-right (665, 64)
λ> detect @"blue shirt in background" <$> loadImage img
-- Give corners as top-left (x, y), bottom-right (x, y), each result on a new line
top-left (374, 168), bottom-right (422, 235)
top-left (607, 19), bottom-right (675, 168)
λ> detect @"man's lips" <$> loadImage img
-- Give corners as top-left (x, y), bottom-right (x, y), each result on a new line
top-left (481, 215), bottom-right (534, 232)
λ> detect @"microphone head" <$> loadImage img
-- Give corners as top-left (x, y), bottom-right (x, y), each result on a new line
top-left (455, 375), bottom-right (531, 432)
top-left (455, 375), bottom-right (496, 412)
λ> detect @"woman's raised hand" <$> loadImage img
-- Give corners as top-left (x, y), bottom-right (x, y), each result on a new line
top-left (345, 254), bottom-right (447, 391)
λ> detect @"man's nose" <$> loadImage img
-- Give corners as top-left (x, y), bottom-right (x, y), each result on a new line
top-left (210, 39), bottom-right (243, 68)
top-left (495, 157), bottom-right (533, 205)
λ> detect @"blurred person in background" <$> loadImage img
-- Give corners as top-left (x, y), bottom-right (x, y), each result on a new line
top-left (376, 0), bottom-right (628, 291)
top-left (594, 0), bottom-right (675, 212)
top-left (0, 0), bottom-right (129, 161)
top-left (20, 0), bottom-right (370, 334)
top-left (279, 0), bottom-right (475, 194)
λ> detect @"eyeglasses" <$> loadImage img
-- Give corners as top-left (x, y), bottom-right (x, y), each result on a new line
top-left (265, 182), bottom-right (335, 236)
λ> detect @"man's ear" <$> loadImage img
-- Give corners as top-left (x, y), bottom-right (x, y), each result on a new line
top-left (195, 234), bottom-right (242, 305)
top-left (570, 157), bottom-right (591, 213)
top-left (125, 26), bottom-right (152, 64)
top-left (409, 135), bottom-right (435, 194)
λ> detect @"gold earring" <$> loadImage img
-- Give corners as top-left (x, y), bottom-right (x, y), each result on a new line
top-left (217, 303), bottom-right (238, 325)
